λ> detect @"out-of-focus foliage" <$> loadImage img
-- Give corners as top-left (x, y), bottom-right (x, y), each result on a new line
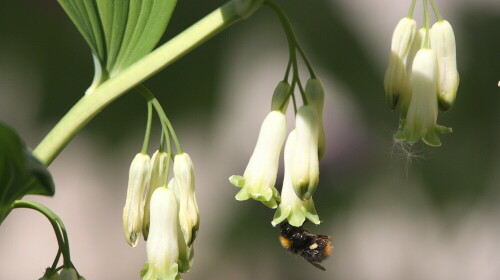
top-left (0, 124), bottom-right (55, 225)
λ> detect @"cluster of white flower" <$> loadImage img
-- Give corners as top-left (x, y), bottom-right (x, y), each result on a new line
top-left (230, 78), bottom-right (326, 227)
top-left (123, 151), bottom-right (199, 280)
top-left (384, 0), bottom-right (459, 146)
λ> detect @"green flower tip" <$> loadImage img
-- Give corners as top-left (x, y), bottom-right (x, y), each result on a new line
top-left (229, 175), bottom-right (245, 188)
top-left (394, 124), bottom-right (452, 147)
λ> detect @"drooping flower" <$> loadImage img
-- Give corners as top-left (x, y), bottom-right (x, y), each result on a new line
top-left (143, 187), bottom-right (180, 280)
top-left (173, 153), bottom-right (199, 246)
top-left (384, 17), bottom-right (417, 109)
top-left (305, 77), bottom-right (326, 160)
top-left (431, 20), bottom-right (459, 111)
top-left (272, 130), bottom-right (320, 227)
top-left (230, 110), bottom-right (287, 208)
top-left (401, 27), bottom-right (427, 117)
top-left (394, 48), bottom-right (451, 146)
top-left (143, 150), bottom-right (169, 240)
top-left (291, 105), bottom-right (320, 200)
top-left (123, 153), bottom-right (151, 247)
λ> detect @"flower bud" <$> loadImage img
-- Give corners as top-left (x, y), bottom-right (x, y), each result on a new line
top-left (144, 187), bottom-right (180, 280)
top-left (230, 111), bottom-right (287, 208)
top-left (123, 153), bottom-right (151, 247)
top-left (431, 20), bottom-right (459, 111)
top-left (173, 153), bottom-right (200, 246)
top-left (271, 81), bottom-right (291, 113)
top-left (272, 130), bottom-right (320, 227)
top-left (143, 150), bottom-right (169, 240)
top-left (59, 268), bottom-right (78, 280)
top-left (384, 17), bottom-right (417, 109)
top-left (305, 77), bottom-right (326, 160)
top-left (394, 48), bottom-right (451, 146)
top-left (292, 105), bottom-right (319, 200)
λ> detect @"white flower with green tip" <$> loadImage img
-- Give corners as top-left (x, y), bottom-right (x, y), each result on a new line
top-left (394, 48), bottom-right (451, 146)
top-left (431, 20), bottom-right (459, 111)
top-left (144, 187), bottom-right (180, 280)
top-left (272, 130), bottom-right (320, 227)
top-left (123, 153), bottom-right (151, 247)
top-left (230, 110), bottom-right (287, 208)
top-left (292, 105), bottom-right (320, 200)
top-left (384, 17), bottom-right (417, 109)
top-left (402, 27), bottom-right (427, 117)
top-left (173, 153), bottom-right (199, 246)
top-left (305, 77), bottom-right (326, 160)
top-left (143, 150), bottom-right (169, 240)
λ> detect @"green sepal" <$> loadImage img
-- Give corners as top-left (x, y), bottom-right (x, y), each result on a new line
top-left (0, 124), bottom-right (55, 225)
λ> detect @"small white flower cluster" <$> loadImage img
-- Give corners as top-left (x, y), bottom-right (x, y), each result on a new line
top-left (123, 151), bottom-right (199, 280)
top-left (384, 2), bottom-right (459, 146)
top-left (230, 78), bottom-right (326, 227)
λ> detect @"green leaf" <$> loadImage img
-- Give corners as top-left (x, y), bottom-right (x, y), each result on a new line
top-left (96, 0), bottom-right (129, 71)
top-left (0, 124), bottom-right (55, 225)
top-left (57, 0), bottom-right (178, 83)
top-left (56, 0), bottom-right (106, 61)
top-left (110, 0), bottom-right (178, 76)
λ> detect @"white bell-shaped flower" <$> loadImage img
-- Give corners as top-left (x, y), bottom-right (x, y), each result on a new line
top-left (395, 48), bottom-right (451, 146)
top-left (230, 110), bottom-right (287, 208)
top-left (305, 77), bottom-right (326, 160)
top-left (173, 153), bottom-right (200, 246)
top-left (123, 153), bottom-right (151, 247)
top-left (144, 187), bottom-right (180, 280)
top-left (291, 105), bottom-right (320, 200)
top-left (272, 130), bottom-right (320, 227)
top-left (431, 20), bottom-right (459, 111)
top-left (402, 27), bottom-right (427, 117)
top-left (384, 17), bottom-right (417, 109)
top-left (143, 150), bottom-right (169, 240)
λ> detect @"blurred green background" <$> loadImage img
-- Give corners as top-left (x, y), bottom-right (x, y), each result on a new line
top-left (0, 0), bottom-right (499, 279)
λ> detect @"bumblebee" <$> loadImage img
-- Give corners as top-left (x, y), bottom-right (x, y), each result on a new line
top-left (278, 221), bottom-right (333, 271)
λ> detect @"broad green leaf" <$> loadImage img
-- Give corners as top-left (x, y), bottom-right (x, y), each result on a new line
top-left (0, 124), bottom-right (55, 225)
top-left (110, 0), bottom-right (178, 76)
top-left (56, 0), bottom-right (106, 61)
top-left (96, 0), bottom-right (129, 71)
top-left (57, 0), bottom-right (178, 87)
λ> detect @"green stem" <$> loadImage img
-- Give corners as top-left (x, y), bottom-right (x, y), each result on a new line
top-left (265, 1), bottom-right (315, 78)
top-left (141, 101), bottom-right (153, 154)
top-left (51, 249), bottom-right (62, 269)
top-left (284, 58), bottom-right (292, 81)
top-left (423, 0), bottom-right (430, 48)
top-left (135, 85), bottom-right (181, 154)
top-left (429, 0), bottom-right (443, 21)
top-left (290, 80), bottom-right (298, 113)
top-left (33, 0), bottom-right (263, 166)
top-left (265, 0), bottom-right (311, 104)
top-left (296, 44), bottom-right (316, 78)
top-left (12, 200), bottom-right (71, 266)
top-left (407, 0), bottom-right (417, 18)
top-left (159, 130), bottom-right (165, 152)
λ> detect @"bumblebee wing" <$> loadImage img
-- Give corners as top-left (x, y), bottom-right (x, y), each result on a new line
top-left (317, 235), bottom-right (332, 240)
top-left (308, 260), bottom-right (326, 271)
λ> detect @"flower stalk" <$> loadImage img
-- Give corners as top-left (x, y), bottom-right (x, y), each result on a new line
top-left (33, 0), bottom-right (265, 166)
